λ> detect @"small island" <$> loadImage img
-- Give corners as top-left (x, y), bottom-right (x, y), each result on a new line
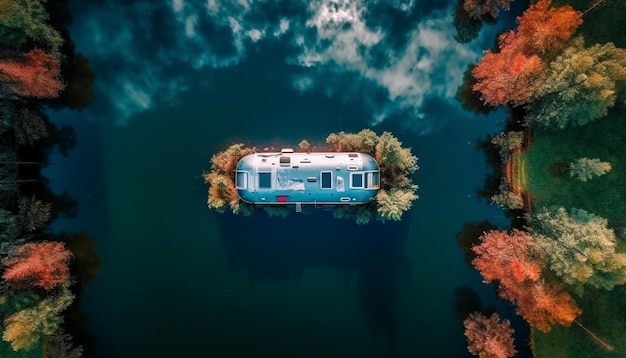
top-left (203, 129), bottom-right (419, 224)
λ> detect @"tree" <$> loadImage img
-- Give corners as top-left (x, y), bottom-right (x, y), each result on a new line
top-left (2, 280), bottom-right (74, 351)
top-left (472, 50), bottom-right (543, 106)
top-left (13, 108), bottom-right (48, 146)
top-left (490, 131), bottom-right (523, 162)
top-left (463, 312), bottom-right (516, 358)
top-left (530, 207), bottom-right (626, 290)
top-left (0, 49), bottom-right (65, 98)
top-left (472, 229), bottom-right (581, 332)
top-left (374, 131), bottom-right (419, 176)
top-left (499, 277), bottom-right (581, 332)
top-left (375, 188), bottom-right (418, 222)
top-left (326, 129), bottom-right (379, 155)
top-left (3, 241), bottom-right (72, 291)
top-left (296, 139), bottom-right (311, 152)
top-left (0, 0), bottom-right (63, 59)
top-left (472, 230), bottom-right (541, 285)
top-left (569, 157), bottom-right (612, 181)
top-left (18, 195), bottom-right (52, 232)
top-left (528, 38), bottom-right (626, 128)
top-left (471, 0), bottom-right (582, 106)
top-left (203, 143), bottom-right (256, 214)
top-left (454, 0), bottom-right (484, 44)
top-left (463, 0), bottom-right (512, 20)
top-left (45, 328), bottom-right (84, 358)
top-left (514, 0), bottom-right (582, 55)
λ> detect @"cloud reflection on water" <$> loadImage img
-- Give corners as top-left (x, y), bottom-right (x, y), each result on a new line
top-left (70, 0), bottom-right (491, 133)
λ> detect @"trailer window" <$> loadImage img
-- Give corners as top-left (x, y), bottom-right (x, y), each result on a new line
top-left (321, 171), bottom-right (332, 189)
top-left (363, 172), bottom-right (380, 189)
top-left (364, 172), bottom-right (380, 189)
top-left (258, 172), bottom-right (272, 189)
top-left (236, 171), bottom-right (248, 189)
top-left (351, 173), bottom-right (363, 188)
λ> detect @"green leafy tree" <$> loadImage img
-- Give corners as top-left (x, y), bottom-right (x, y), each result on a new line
top-left (13, 108), bottom-right (48, 146)
top-left (529, 37), bottom-right (626, 128)
top-left (569, 157), bottom-right (611, 181)
top-left (2, 280), bottom-right (73, 351)
top-left (326, 129), bottom-right (379, 154)
top-left (18, 195), bottom-right (51, 232)
top-left (374, 131), bottom-right (419, 176)
top-left (530, 206), bottom-right (626, 290)
top-left (491, 131), bottom-right (523, 162)
top-left (0, 0), bottom-right (63, 59)
top-left (375, 188), bottom-right (418, 222)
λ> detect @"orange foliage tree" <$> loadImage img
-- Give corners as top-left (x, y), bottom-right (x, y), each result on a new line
top-left (3, 241), bottom-right (72, 290)
top-left (463, 312), bottom-right (516, 358)
top-left (472, 230), bottom-right (581, 332)
top-left (203, 143), bottom-right (256, 214)
top-left (515, 0), bottom-right (582, 55)
top-left (472, 50), bottom-right (542, 106)
top-left (472, 0), bottom-right (582, 106)
top-left (0, 49), bottom-right (65, 98)
top-left (499, 278), bottom-right (581, 332)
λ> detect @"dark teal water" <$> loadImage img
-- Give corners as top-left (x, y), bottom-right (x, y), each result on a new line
top-left (45, 0), bottom-right (532, 357)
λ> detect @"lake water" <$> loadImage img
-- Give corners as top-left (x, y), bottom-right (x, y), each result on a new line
top-left (45, 0), bottom-right (532, 357)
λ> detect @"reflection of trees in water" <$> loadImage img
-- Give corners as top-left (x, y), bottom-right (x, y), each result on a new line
top-left (218, 210), bottom-right (409, 354)
top-left (455, 220), bottom-right (498, 266)
top-left (454, 286), bottom-right (496, 324)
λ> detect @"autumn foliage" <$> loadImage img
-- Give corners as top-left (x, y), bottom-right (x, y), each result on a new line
top-left (203, 143), bottom-right (256, 214)
top-left (472, 0), bottom-right (582, 106)
top-left (472, 50), bottom-right (542, 106)
top-left (0, 48), bottom-right (65, 98)
top-left (3, 241), bottom-right (72, 290)
top-left (502, 279), bottom-right (581, 332)
top-left (515, 0), bottom-right (583, 55)
top-left (463, 312), bottom-right (516, 358)
top-left (472, 230), bottom-right (581, 332)
top-left (472, 229), bottom-right (541, 284)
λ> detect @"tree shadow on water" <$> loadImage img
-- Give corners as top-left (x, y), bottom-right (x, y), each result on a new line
top-left (217, 208), bottom-right (411, 356)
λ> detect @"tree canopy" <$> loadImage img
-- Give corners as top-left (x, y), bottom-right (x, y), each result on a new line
top-left (569, 157), bottom-right (612, 181)
top-left (528, 38), bottom-right (626, 128)
top-left (463, 312), bottom-right (516, 358)
top-left (472, 229), bottom-right (581, 332)
top-left (471, 0), bottom-right (583, 107)
top-left (530, 207), bottom-right (626, 290)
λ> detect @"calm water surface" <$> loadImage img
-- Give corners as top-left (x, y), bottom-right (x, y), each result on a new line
top-left (46, 0), bottom-right (532, 357)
